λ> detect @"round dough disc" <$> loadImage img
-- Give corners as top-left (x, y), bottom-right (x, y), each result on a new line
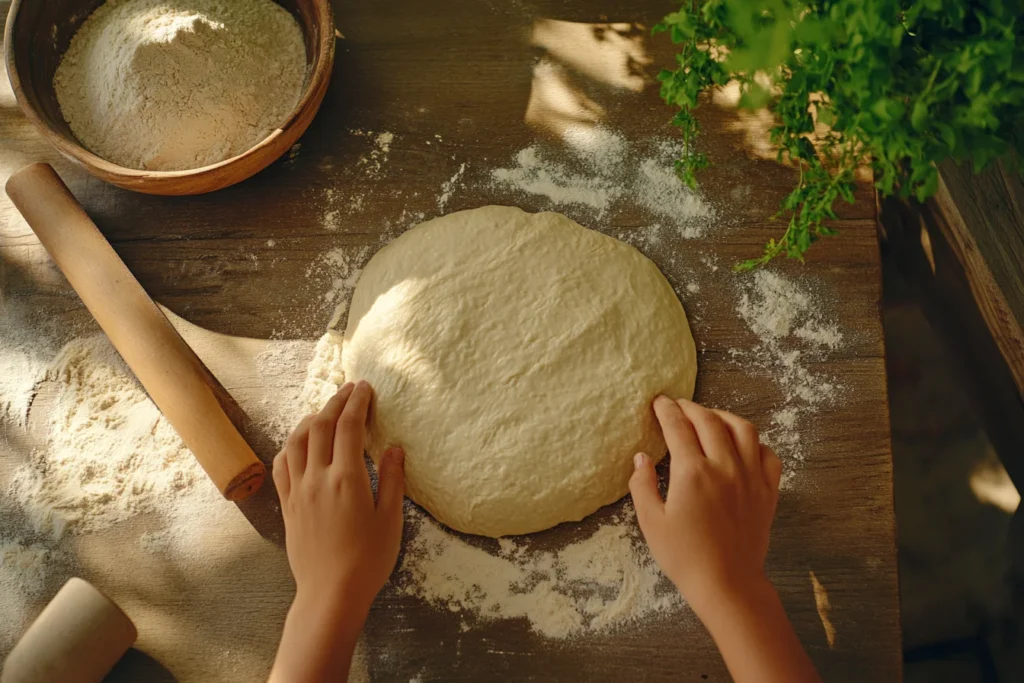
top-left (342, 206), bottom-right (696, 537)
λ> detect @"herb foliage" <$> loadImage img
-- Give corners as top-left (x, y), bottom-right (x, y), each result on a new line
top-left (655, 0), bottom-right (1024, 269)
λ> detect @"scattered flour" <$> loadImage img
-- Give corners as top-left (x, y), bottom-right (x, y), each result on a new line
top-left (8, 335), bottom-right (207, 538)
top-left (489, 125), bottom-right (715, 237)
top-left (352, 130), bottom-right (395, 177)
top-left (306, 245), bottom-right (372, 329)
top-left (348, 638), bottom-right (370, 683)
top-left (54, 0), bottom-right (307, 171)
top-left (137, 487), bottom-right (236, 567)
top-left (733, 270), bottom-right (844, 460)
top-left (0, 298), bottom-right (56, 428)
top-left (398, 508), bottom-right (681, 640)
top-left (438, 163), bottom-right (467, 211)
top-left (491, 146), bottom-right (619, 214)
top-left (251, 340), bottom-right (318, 442)
top-left (0, 538), bottom-right (51, 649)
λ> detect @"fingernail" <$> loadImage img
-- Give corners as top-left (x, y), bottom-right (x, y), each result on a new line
top-left (633, 453), bottom-right (646, 470)
top-left (357, 379), bottom-right (370, 390)
top-left (338, 382), bottom-right (354, 393)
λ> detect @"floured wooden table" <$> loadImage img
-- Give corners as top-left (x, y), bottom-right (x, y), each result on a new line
top-left (0, 1), bottom-right (901, 680)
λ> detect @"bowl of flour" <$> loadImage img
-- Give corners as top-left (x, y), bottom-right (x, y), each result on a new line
top-left (5, 0), bottom-right (334, 194)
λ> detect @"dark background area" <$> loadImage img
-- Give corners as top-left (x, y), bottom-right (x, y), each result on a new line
top-left (882, 237), bottom-right (1023, 682)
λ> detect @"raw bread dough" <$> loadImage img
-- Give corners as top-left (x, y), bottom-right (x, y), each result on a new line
top-left (342, 206), bottom-right (696, 537)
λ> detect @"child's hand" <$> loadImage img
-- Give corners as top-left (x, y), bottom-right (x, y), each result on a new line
top-left (629, 396), bottom-right (782, 612)
top-left (269, 380), bottom-right (405, 683)
top-left (273, 380), bottom-right (406, 617)
top-left (630, 397), bottom-right (821, 683)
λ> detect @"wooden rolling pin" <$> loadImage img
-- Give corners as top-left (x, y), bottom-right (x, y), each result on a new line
top-left (1, 578), bottom-right (137, 683)
top-left (6, 163), bottom-right (265, 500)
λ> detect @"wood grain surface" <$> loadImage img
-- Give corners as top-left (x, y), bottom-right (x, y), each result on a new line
top-left (932, 160), bottom-right (1024, 402)
top-left (0, 1), bottom-right (901, 681)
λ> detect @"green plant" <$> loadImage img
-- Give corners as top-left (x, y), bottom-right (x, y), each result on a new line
top-left (655, 0), bottom-right (1024, 270)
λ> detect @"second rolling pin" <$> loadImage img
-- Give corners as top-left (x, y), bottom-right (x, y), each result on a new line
top-left (6, 163), bottom-right (265, 501)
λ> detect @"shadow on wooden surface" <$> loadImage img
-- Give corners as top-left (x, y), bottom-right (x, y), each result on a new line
top-left (105, 648), bottom-right (178, 683)
top-left (879, 186), bottom-right (1024, 586)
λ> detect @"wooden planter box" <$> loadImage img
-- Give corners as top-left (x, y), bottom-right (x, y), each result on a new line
top-left (879, 159), bottom-right (1024, 575)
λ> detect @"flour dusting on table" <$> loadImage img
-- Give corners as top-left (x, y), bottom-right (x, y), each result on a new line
top-left (399, 507), bottom-right (682, 640)
top-left (8, 336), bottom-right (207, 538)
top-left (488, 126), bottom-right (715, 238)
top-left (0, 539), bottom-right (52, 649)
top-left (733, 270), bottom-right (844, 461)
top-left (0, 298), bottom-right (57, 427)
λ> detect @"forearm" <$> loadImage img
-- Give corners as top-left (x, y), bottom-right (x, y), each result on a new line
top-left (693, 577), bottom-right (821, 683)
top-left (268, 591), bottom-right (366, 683)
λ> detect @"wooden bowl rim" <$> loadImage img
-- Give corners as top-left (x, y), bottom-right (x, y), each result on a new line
top-left (3, 0), bottom-right (335, 182)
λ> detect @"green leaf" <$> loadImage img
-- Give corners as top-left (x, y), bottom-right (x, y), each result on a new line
top-left (911, 101), bottom-right (929, 131)
top-left (654, 0), bottom-right (1024, 268)
top-left (737, 82), bottom-right (772, 109)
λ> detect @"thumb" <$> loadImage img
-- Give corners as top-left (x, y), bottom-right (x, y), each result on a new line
top-left (375, 447), bottom-right (406, 529)
top-left (629, 453), bottom-right (664, 532)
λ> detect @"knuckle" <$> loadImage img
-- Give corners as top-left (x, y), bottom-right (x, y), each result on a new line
top-left (655, 399), bottom-right (681, 419)
top-left (327, 470), bottom-right (346, 491)
top-left (675, 460), bottom-right (702, 483)
top-left (628, 468), bottom-right (648, 488)
top-left (340, 410), bottom-right (364, 428)
top-left (697, 408), bottom-right (722, 428)
top-left (312, 414), bottom-right (336, 432)
top-left (285, 416), bottom-right (312, 443)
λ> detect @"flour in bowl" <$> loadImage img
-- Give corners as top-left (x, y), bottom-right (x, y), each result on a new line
top-left (54, 0), bottom-right (307, 171)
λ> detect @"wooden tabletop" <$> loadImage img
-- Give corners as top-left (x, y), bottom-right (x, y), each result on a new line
top-left (0, 1), bottom-right (901, 680)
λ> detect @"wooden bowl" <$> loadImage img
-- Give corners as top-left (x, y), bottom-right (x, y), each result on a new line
top-left (4, 0), bottom-right (334, 195)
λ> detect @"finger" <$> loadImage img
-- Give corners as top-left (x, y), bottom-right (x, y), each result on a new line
top-left (375, 448), bottom-right (406, 577)
top-left (334, 380), bottom-right (373, 477)
top-left (676, 399), bottom-right (740, 474)
top-left (652, 395), bottom-right (703, 467)
top-left (285, 414), bottom-right (315, 480)
top-left (272, 451), bottom-right (290, 502)
top-left (375, 447), bottom-right (406, 519)
top-left (761, 445), bottom-right (783, 491)
top-left (307, 383), bottom-right (355, 470)
top-left (629, 452), bottom-right (665, 532)
top-left (712, 409), bottom-right (761, 477)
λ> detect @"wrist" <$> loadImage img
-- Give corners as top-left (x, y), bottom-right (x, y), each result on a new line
top-left (290, 585), bottom-right (369, 636)
top-left (682, 570), bottom-right (776, 624)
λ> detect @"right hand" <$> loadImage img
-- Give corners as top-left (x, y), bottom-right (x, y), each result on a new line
top-left (629, 396), bottom-right (783, 613)
top-left (272, 380), bottom-right (406, 617)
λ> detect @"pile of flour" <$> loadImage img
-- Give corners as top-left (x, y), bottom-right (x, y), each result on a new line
top-left (54, 0), bottom-right (307, 171)
top-left (9, 335), bottom-right (207, 538)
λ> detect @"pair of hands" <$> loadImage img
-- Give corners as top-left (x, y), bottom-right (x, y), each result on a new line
top-left (269, 382), bottom-right (815, 683)
top-left (273, 384), bottom-right (782, 621)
